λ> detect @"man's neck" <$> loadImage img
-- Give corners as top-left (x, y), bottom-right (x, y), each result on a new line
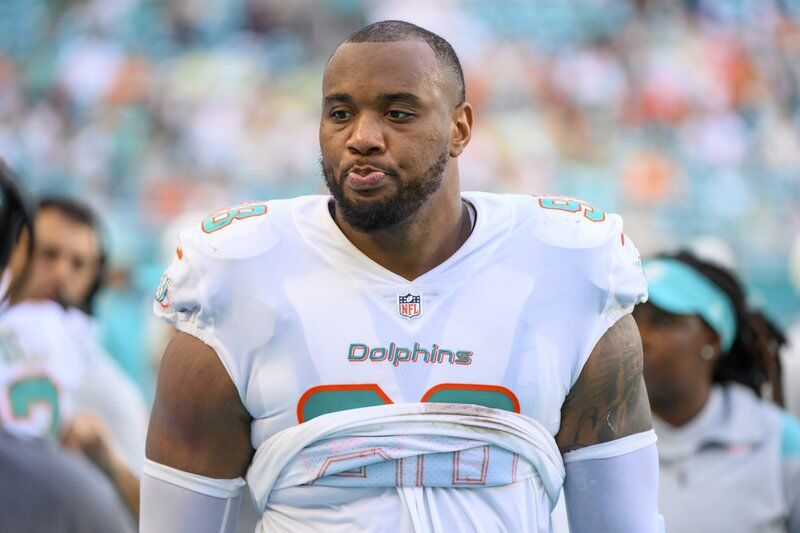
top-left (332, 178), bottom-right (471, 282)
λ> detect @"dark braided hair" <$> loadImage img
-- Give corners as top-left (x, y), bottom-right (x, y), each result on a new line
top-left (663, 251), bottom-right (787, 405)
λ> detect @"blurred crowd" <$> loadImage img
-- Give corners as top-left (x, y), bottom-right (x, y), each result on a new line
top-left (1, 0), bottom-right (800, 393)
top-left (1, 1), bottom-right (800, 531)
top-left (0, 0), bottom-right (800, 387)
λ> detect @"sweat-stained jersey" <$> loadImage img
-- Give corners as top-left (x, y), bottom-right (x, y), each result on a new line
top-left (154, 192), bottom-right (648, 531)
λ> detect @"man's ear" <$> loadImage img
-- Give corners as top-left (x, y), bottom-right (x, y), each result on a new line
top-left (449, 102), bottom-right (473, 157)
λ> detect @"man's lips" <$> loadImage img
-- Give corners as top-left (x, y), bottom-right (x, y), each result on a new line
top-left (344, 166), bottom-right (393, 191)
top-left (347, 170), bottom-right (386, 190)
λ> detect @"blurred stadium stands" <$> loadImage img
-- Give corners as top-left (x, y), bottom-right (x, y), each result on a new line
top-left (1, 0), bottom-right (799, 397)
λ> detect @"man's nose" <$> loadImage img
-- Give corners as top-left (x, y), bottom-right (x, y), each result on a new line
top-left (345, 113), bottom-right (386, 155)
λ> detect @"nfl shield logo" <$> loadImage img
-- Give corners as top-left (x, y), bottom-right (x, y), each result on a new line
top-left (398, 293), bottom-right (422, 321)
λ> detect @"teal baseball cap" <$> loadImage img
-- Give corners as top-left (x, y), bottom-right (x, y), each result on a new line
top-left (643, 257), bottom-right (738, 352)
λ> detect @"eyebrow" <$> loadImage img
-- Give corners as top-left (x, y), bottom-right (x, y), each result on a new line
top-left (323, 93), bottom-right (354, 105)
top-left (322, 92), bottom-right (423, 105)
top-left (376, 92), bottom-right (422, 105)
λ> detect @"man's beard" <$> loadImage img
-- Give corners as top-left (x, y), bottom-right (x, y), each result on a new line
top-left (322, 151), bottom-right (449, 233)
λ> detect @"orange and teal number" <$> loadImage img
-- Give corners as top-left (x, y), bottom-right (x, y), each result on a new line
top-left (538, 197), bottom-right (606, 222)
top-left (297, 383), bottom-right (519, 423)
top-left (297, 384), bottom-right (393, 423)
top-left (202, 203), bottom-right (268, 234)
top-left (421, 384), bottom-right (519, 413)
top-left (9, 376), bottom-right (60, 438)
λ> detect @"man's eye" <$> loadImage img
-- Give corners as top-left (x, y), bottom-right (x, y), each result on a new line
top-left (387, 110), bottom-right (412, 120)
top-left (330, 110), bottom-right (352, 120)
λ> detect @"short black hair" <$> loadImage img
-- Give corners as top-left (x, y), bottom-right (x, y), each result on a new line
top-left (38, 197), bottom-right (98, 229)
top-left (37, 197), bottom-right (107, 315)
top-left (343, 20), bottom-right (465, 104)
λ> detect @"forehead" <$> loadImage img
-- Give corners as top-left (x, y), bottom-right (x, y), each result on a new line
top-left (323, 41), bottom-right (442, 101)
top-left (35, 209), bottom-right (97, 255)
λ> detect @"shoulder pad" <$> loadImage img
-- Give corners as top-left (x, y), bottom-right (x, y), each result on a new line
top-left (513, 194), bottom-right (623, 249)
top-left (181, 200), bottom-right (283, 260)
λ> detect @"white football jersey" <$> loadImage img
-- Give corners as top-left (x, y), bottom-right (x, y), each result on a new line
top-left (155, 192), bottom-right (647, 530)
top-left (0, 301), bottom-right (85, 439)
top-left (156, 193), bottom-right (645, 444)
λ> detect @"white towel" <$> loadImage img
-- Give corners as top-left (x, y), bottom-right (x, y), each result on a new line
top-left (246, 402), bottom-right (565, 513)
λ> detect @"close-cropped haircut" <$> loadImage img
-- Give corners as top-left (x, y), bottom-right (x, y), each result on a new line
top-left (38, 197), bottom-right (98, 229)
top-left (343, 20), bottom-right (466, 104)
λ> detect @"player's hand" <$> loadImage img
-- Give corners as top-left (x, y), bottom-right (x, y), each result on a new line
top-left (60, 411), bottom-right (115, 471)
top-left (61, 411), bottom-right (142, 518)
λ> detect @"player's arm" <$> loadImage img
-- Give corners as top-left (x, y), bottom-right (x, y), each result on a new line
top-left (141, 331), bottom-right (254, 533)
top-left (555, 314), bottom-right (663, 532)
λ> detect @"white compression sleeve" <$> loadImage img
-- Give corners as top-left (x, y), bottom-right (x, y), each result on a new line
top-left (140, 459), bottom-right (246, 533)
top-left (563, 430), bottom-right (664, 533)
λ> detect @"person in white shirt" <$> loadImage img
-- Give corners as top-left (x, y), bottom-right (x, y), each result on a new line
top-left (634, 251), bottom-right (800, 532)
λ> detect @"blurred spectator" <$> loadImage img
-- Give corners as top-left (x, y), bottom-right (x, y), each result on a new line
top-left (633, 251), bottom-right (800, 532)
top-left (13, 198), bottom-right (105, 313)
top-left (0, 160), bottom-right (133, 533)
top-left (3, 196), bottom-right (147, 518)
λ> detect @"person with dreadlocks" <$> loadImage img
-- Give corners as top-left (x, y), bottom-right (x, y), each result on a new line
top-left (633, 251), bottom-right (800, 532)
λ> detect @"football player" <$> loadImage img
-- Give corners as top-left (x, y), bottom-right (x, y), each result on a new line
top-left (143, 21), bottom-right (663, 532)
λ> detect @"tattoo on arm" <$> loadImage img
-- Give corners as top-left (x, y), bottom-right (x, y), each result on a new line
top-left (556, 314), bottom-right (652, 453)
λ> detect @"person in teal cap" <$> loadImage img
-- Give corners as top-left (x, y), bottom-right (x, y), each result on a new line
top-left (634, 251), bottom-right (800, 533)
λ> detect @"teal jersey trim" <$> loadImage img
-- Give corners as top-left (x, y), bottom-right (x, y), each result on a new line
top-left (781, 412), bottom-right (800, 457)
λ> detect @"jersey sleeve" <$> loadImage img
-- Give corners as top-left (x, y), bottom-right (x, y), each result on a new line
top-left (577, 223), bottom-right (648, 384)
top-left (153, 229), bottom-right (220, 357)
top-left (152, 227), bottom-right (245, 403)
top-left (604, 231), bottom-right (648, 326)
top-left (152, 201), bottom-right (277, 405)
top-left (524, 195), bottom-right (648, 386)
